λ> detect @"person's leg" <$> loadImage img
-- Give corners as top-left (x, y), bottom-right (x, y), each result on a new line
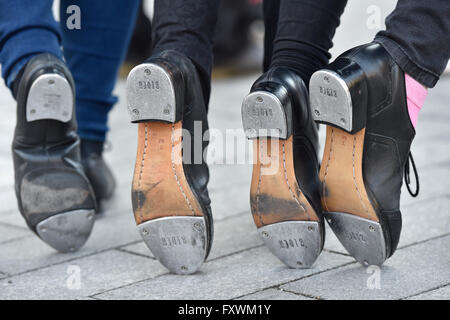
top-left (268, 0), bottom-right (348, 85)
top-left (59, 0), bottom-right (140, 202)
top-left (60, 0), bottom-right (140, 143)
top-left (240, 0), bottom-right (347, 269)
top-left (151, 0), bottom-right (221, 105)
top-left (374, 1), bottom-right (450, 128)
top-left (0, 0), bottom-right (62, 91)
top-left (374, 0), bottom-right (450, 89)
top-left (309, 1), bottom-right (450, 266)
top-left (126, 0), bottom-right (220, 274)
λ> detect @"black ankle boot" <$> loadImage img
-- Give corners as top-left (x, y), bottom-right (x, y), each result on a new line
top-left (310, 42), bottom-right (418, 266)
top-left (12, 53), bottom-right (97, 253)
top-left (80, 139), bottom-right (116, 204)
top-left (241, 67), bottom-right (324, 268)
top-left (126, 50), bottom-right (212, 275)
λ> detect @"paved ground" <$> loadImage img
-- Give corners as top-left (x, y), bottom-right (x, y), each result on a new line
top-left (0, 1), bottom-right (448, 300)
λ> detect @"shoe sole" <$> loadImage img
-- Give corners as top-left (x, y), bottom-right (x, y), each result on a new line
top-left (127, 63), bottom-right (208, 275)
top-left (242, 91), bottom-right (322, 269)
top-left (310, 68), bottom-right (387, 266)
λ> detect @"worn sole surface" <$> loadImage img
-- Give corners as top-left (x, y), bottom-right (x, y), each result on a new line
top-left (249, 137), bottom-right (322, 268)
top-left (128, 63), bottom-right (207, 275)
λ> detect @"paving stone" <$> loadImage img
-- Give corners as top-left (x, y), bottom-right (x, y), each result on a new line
top-left (94, 247), bottom-right (352, 300)
top-left (0, 209), bottom-right (29, 229)
top-left (210, 183), bottom-right (250, 221)
top-left (0, 223), bottom-right (30, 245)
top-left (281, 235), bottom-right (450, 300)
top-left (237, 288), bottom-right (313, 300)
top-left (0, 250), bottom-right (166, 299)
top-left (407, 285), bottom-right (450, 300)
top-left (0, 187), bottom-right (18, 215)
top-left (0, 212), bottom-right (141, 276)
top-left (121, 211), bottom-right (263, 261)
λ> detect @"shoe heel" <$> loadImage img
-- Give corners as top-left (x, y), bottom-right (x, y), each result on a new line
top-left (126, 62), bottom-right (184, 123)
top-left (242, 84), bottom-right (293, 140)
top-left (309, 59), bottom-right (368, 133)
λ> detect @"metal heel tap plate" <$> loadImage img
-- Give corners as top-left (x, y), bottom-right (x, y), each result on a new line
top-left (26, 74), bottom-right (73, 123)
top-left (242, 91), bottom-right (288, 139)
top-left (310, 70), bottom-right (353, 132)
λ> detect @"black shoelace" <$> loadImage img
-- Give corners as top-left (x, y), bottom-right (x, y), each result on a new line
top-left (404, 152), bottom-right (419, 197)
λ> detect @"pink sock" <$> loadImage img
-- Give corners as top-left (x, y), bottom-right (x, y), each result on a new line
top-left (405, 73), bottom-right (428, 128)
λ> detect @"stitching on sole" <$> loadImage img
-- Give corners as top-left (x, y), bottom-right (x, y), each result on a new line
top-left (281, 140), bottom-right (308, 218)
top-left (322, 127), bottom-right (334, 212)
top-left (255, 138), bottom-right (264, 225)
top-left (171, 123), bottom-right (195, 216)
top-left (352, 135), bottom-right (370, 218)
top-left (137, 123), bottom-right (148, 222)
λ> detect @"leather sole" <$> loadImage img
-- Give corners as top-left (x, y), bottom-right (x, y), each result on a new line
top-left (242, 91), bottom-right (322, 269)
top-left (127, 63), bottom-right (208, 275)
top-left (310, 69), bottom-right (387, 266)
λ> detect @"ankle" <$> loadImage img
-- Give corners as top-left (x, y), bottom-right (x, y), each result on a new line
top-left (80, 139), bottom-right (104, 158)
top-left (405, 73), bottom-right (428, 128)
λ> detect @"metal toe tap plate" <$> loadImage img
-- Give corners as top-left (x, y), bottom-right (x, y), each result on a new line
top-left (36, 209), bottom-right (95, 253)
top-left (26, 74), bottom-right (73, 123)
top-left (138, 216), bottom-right (207, 275)
top-left (324, 212), bottom-right (386, 266)
top-left (242, 91), bottom-right (288, 139)
top-left (258, 221), bottom-right (322, 269)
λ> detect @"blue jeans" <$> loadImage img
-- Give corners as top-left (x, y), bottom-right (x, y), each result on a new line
top-left (0, 0), bottom-right (140, 141)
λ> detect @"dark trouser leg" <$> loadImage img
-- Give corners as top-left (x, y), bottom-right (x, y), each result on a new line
top-left (151, 0), bottom-right (221, 105)
top-left (264, 0), bottom-right (347, 85)
top-left (374, 0), bottom-right (450, 88)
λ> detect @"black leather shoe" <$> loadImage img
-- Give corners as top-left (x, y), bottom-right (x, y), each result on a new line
top-left (12, 53), bottom-right (97, 253)
top-left (126, 50), bottom-right (212, 274)
top-left (310, 42), bottom-right (419, 266)
top-left (80, 139), bottom-right (116, 205)
top-left (241, 67), bottom-right (324, 268)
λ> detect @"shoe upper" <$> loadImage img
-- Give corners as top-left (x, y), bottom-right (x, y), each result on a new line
top-left (145, 50), bottom-right (213, 257)
top-left (336, 43), bottom-right (416, 256)
top-left (80, 140), bottom-right (116, 202)
top-left (12, 53), bottom-right (97, 231)
top-left (249, 67), bottom-right (322, 216)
